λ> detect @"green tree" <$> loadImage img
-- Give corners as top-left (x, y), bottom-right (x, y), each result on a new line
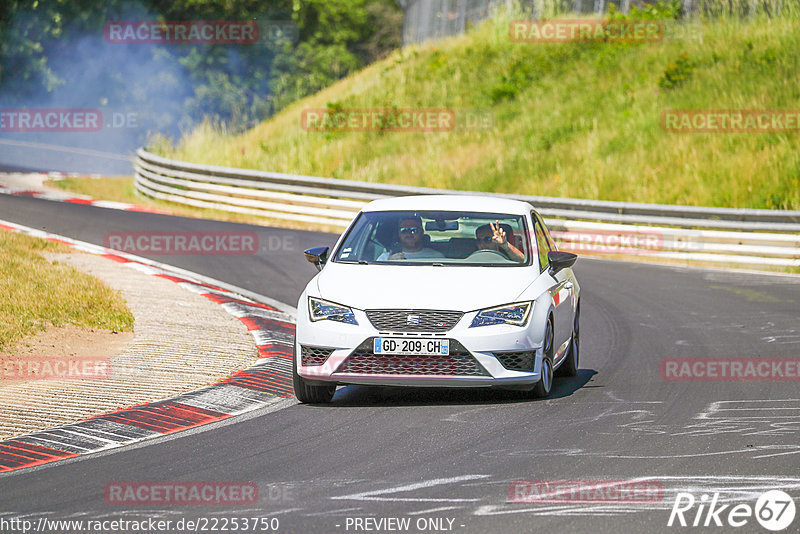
top-left (0, 0), bottom-right (402, 132)
top-left (270, 0), bottom-right (401, 113)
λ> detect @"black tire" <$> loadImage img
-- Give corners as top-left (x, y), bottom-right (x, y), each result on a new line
top-left (293, 338), bottom-right (336, 403)
top-left (556, 303), bottom-right (579, 377)
top-left (531, 317), bottom-right (554, 398)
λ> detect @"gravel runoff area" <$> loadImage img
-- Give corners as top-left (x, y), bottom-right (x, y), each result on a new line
top-left (0, 251), bottom-right (259, 440)
top-left (0, 172), bottom-right (49, 190)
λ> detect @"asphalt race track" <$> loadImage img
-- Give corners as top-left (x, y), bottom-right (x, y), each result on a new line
top-left (1, 193), bottom-right (799, 534)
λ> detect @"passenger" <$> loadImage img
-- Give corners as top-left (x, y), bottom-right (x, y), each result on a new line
top-left (475, 221), bottom-right (525, 261)
top-left (377, 216), bottom-right (445, 261)
top-left (499, 223), bottom-right (524, 254)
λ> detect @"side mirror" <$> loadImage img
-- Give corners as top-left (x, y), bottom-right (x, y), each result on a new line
top-left (304, 246), bottom-right (329, 272)
top-left (548, 250), bottom-right (577, 274)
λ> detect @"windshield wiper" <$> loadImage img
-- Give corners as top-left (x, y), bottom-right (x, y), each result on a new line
top-left (431, 262), bottom-right (444, 267)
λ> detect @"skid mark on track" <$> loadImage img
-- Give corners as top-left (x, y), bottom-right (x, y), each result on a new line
top-left (479, 443), bottom-right (800, 460)
top-left (674, 399), bottom-right (800, 438)
top-left (332, 475), bottom-right (491, 503)
top-left (555, 397), bottom-right (800, 439)
top-left (318, 474), bottom-right (800, 519)
top-left (441, 406), bottom-right (502, 423)
top-left (615, 399), bottom-right (800, 439)
top-left (408, 506), bottom-right (463, 515)
top-left (672, 310), bottom-right (799, 346)
top-left (476, 475), bottom-right (800, 518)
top-left (305, 507), bottom-right (363, 517)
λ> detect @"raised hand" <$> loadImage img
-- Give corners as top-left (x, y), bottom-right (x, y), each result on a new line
top-left (491, 221), bottom-right (507, 247)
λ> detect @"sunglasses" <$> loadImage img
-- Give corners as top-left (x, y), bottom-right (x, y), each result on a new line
top-left (399, 227), bottom-right (421, 235)
top-left (478, 236), bottom-right (494, 243)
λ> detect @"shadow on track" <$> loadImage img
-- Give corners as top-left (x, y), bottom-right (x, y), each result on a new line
top-left (316, 369), bottom-right (597, 407)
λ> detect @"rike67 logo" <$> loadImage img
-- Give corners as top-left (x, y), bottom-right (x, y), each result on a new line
top-left (668, 490), bottom-right (796, 531)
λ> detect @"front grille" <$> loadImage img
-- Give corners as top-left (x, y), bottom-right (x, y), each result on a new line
top-left (365, 309), bottom-right (464, 333)
top-left (301, 346), bottom-right (334, 366)
top-left (494, 351), bottom-right (536, 372)
top-left (334, 339), bottom-right (489, 376)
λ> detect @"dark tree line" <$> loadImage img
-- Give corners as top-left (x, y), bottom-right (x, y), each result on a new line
top-left (0, 0), bottom-right (402, 136)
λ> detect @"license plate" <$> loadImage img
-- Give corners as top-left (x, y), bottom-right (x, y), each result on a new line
top-left (373, 337), bottom-right (450, 356)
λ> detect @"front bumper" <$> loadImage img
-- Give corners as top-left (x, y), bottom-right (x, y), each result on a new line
top-left (296, 307), bottom-right (545, 388)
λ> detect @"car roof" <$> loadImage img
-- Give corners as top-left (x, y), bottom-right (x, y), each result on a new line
top-left (361, 194), bottom-right (533, 215)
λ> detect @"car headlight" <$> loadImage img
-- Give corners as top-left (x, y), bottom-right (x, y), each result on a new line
top-left (309, 297), bottom-right (358, 325)
top-left (470, 302), bottom-right (532, 327)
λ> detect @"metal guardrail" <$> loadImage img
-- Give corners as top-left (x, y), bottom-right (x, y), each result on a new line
top-left (134, 148), bottom-right (800, 268)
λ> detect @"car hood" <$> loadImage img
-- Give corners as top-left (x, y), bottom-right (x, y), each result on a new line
top-left (314, 262), bottom-right (535, 311)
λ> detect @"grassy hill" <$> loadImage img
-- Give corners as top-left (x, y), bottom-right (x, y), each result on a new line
top-left (159, 3), bottom-right (800, 210)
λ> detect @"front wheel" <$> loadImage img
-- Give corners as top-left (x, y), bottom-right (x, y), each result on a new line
top-left (530, 318), bottom-right (554, 398)
top-left (293, 339), bottom-right (336, 403)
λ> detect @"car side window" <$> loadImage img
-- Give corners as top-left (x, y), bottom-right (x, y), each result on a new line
top-left (535, 213), bottom-right (558, 252)
top-left (532, 213), bottom-right (550, 272)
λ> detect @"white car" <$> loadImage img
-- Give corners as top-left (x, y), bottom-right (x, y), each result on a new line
top-left (294, 195), bottom-right (580, 403)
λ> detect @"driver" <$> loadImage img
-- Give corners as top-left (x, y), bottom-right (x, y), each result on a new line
top-left (377, 216), bottom-right (444, 261)
top-left (475, 221), bottom-right (524, 261)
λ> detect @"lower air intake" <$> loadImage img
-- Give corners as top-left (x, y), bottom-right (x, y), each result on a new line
top-left (301, 346), bottom-right (334, 366)
top-left (335, 339), bottom-right (489, 376)
top-left (494, 351), bottom-right (536, 372)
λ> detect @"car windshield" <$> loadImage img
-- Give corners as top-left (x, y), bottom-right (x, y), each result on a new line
top-left (333, 210), bottom-right (531, 266)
